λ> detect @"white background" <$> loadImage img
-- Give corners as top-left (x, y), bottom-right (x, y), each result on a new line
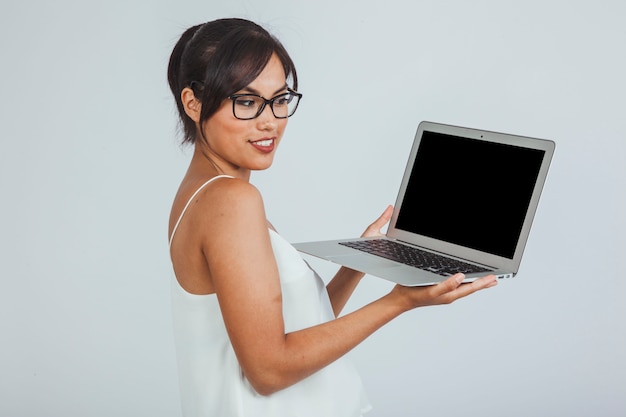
top-left (1, 1), bottom-right (625, 416)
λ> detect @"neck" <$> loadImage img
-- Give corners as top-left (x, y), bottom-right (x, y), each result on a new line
top-left (189, 145), bottom-right (251, 182)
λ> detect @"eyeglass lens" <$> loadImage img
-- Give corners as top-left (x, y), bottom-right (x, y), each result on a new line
top-left (232, 92), bottom-right (300, 120)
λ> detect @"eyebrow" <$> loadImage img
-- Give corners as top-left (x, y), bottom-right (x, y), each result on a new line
top-left (239, 84), bottom-right (289, 97)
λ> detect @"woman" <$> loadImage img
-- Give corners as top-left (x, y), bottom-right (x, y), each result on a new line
top-left (167, 18), bottom-right (497, 417)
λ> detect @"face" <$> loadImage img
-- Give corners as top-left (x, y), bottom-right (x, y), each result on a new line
top-left (196, 53), bottom-right (290, 177)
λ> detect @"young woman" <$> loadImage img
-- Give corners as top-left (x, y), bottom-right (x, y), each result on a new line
top-left (167, 18), bottom-right (497, 417)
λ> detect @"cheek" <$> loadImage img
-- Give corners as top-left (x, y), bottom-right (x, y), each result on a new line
top-left (277, 119), bottom-right (288, 137)
top-left (202, 109), bottom-right (240, 141)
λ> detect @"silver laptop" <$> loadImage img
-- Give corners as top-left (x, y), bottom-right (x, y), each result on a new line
top-left (293, 121), bottom-right (555, 286)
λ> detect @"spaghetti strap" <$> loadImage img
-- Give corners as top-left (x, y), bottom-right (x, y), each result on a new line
top-left (169, 175), bottom-right (234, 247)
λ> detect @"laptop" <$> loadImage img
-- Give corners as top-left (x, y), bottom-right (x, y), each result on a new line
top-left (293, 121), bottom-right (555, 286)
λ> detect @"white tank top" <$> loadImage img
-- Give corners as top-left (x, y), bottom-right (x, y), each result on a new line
top-left (169, 175), bottom-right (371, 417)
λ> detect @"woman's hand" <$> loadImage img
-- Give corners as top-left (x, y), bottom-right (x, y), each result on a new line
top-left (360, 206), bottom-right (497, 310)
top-left (327, 205), bottom-right (394, 315)
top-left (391, 273), bottom-right (498, 312)
top-left (361, 205), bottom-right (394, 238)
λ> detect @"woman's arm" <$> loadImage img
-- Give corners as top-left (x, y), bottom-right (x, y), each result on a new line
top-left (326, 267), bottom-right (365, 317)
top-left (200, 181), bottom-right (497, 396)
top-left (326, 205), bottom-right (393, 316)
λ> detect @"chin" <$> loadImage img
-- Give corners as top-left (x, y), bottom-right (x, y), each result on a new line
top-left (253, 163), bottom-right (274, 171)
top-left (250, 158), bottom-right (275, 171)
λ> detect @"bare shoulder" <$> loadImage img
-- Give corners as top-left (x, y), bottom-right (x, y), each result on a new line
top-left (186, 177), bottom-right (268, 245)
top-left (169, 176), bottom-right (271, 295)
top-left (196, 177), bottom-right (278, 294)
top-left (206, 176), bottom-right (263, 202)
top-left (197, 177), bottom-right (266, 221)
top-left (169, 176), bottom-right (267, 247)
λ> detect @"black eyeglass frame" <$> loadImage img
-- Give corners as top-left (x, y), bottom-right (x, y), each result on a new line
top-left (227, 89), bottom-right (303, 120)
top-left (188, 82), bottom-right (302, 120)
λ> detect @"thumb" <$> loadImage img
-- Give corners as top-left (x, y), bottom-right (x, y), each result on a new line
top-left (362, 205), bottom-right (394, 237)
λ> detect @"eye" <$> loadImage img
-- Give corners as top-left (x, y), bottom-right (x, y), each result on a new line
top-left (274, 94), bottom-right (293, 106)
top-left (234, 97), bottom-right (258, 108)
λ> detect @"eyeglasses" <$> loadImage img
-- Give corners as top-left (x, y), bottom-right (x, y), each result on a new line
top-left (228, 89), bottom-right (302, 120)
top-left (188, 82), bottom-right (302, 120)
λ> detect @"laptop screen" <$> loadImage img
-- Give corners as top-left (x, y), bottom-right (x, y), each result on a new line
top-left (395, 130), bottom-right (545, 259)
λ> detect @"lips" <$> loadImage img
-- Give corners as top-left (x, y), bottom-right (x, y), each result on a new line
top-left (249, 138), bottom-right (275, 153)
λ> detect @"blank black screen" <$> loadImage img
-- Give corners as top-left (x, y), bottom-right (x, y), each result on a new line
top-left (395, 131), bottom-right (545, 259)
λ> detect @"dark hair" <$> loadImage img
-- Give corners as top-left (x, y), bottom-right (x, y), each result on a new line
top-left (167, 18), bottom-right (298, 145)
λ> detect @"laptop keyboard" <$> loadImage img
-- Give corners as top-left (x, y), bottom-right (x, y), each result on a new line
top-left (339, 239), bottom-right (490, 276)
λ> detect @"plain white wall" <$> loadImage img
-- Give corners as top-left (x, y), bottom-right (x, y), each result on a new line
top-left (1, 0), bottom-right (624, 416)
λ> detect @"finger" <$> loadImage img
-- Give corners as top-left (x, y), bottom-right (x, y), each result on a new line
top-left (362, 205), bottom-right (393, 237)
top-left (429, 273), bottom-right (465, 298)
top-left (448, 274), bottom-right (498, 300)
top-left (369, 205), bottom-right (393, 229)
top-left (428, 273), bottom-right (496, 303)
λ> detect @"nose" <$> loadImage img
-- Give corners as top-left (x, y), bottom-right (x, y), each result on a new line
top-left (256, 102), bottom-right (278, 129)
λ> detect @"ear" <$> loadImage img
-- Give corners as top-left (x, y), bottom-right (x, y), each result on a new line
top-left (181, 87), bottom-right (201, 123)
